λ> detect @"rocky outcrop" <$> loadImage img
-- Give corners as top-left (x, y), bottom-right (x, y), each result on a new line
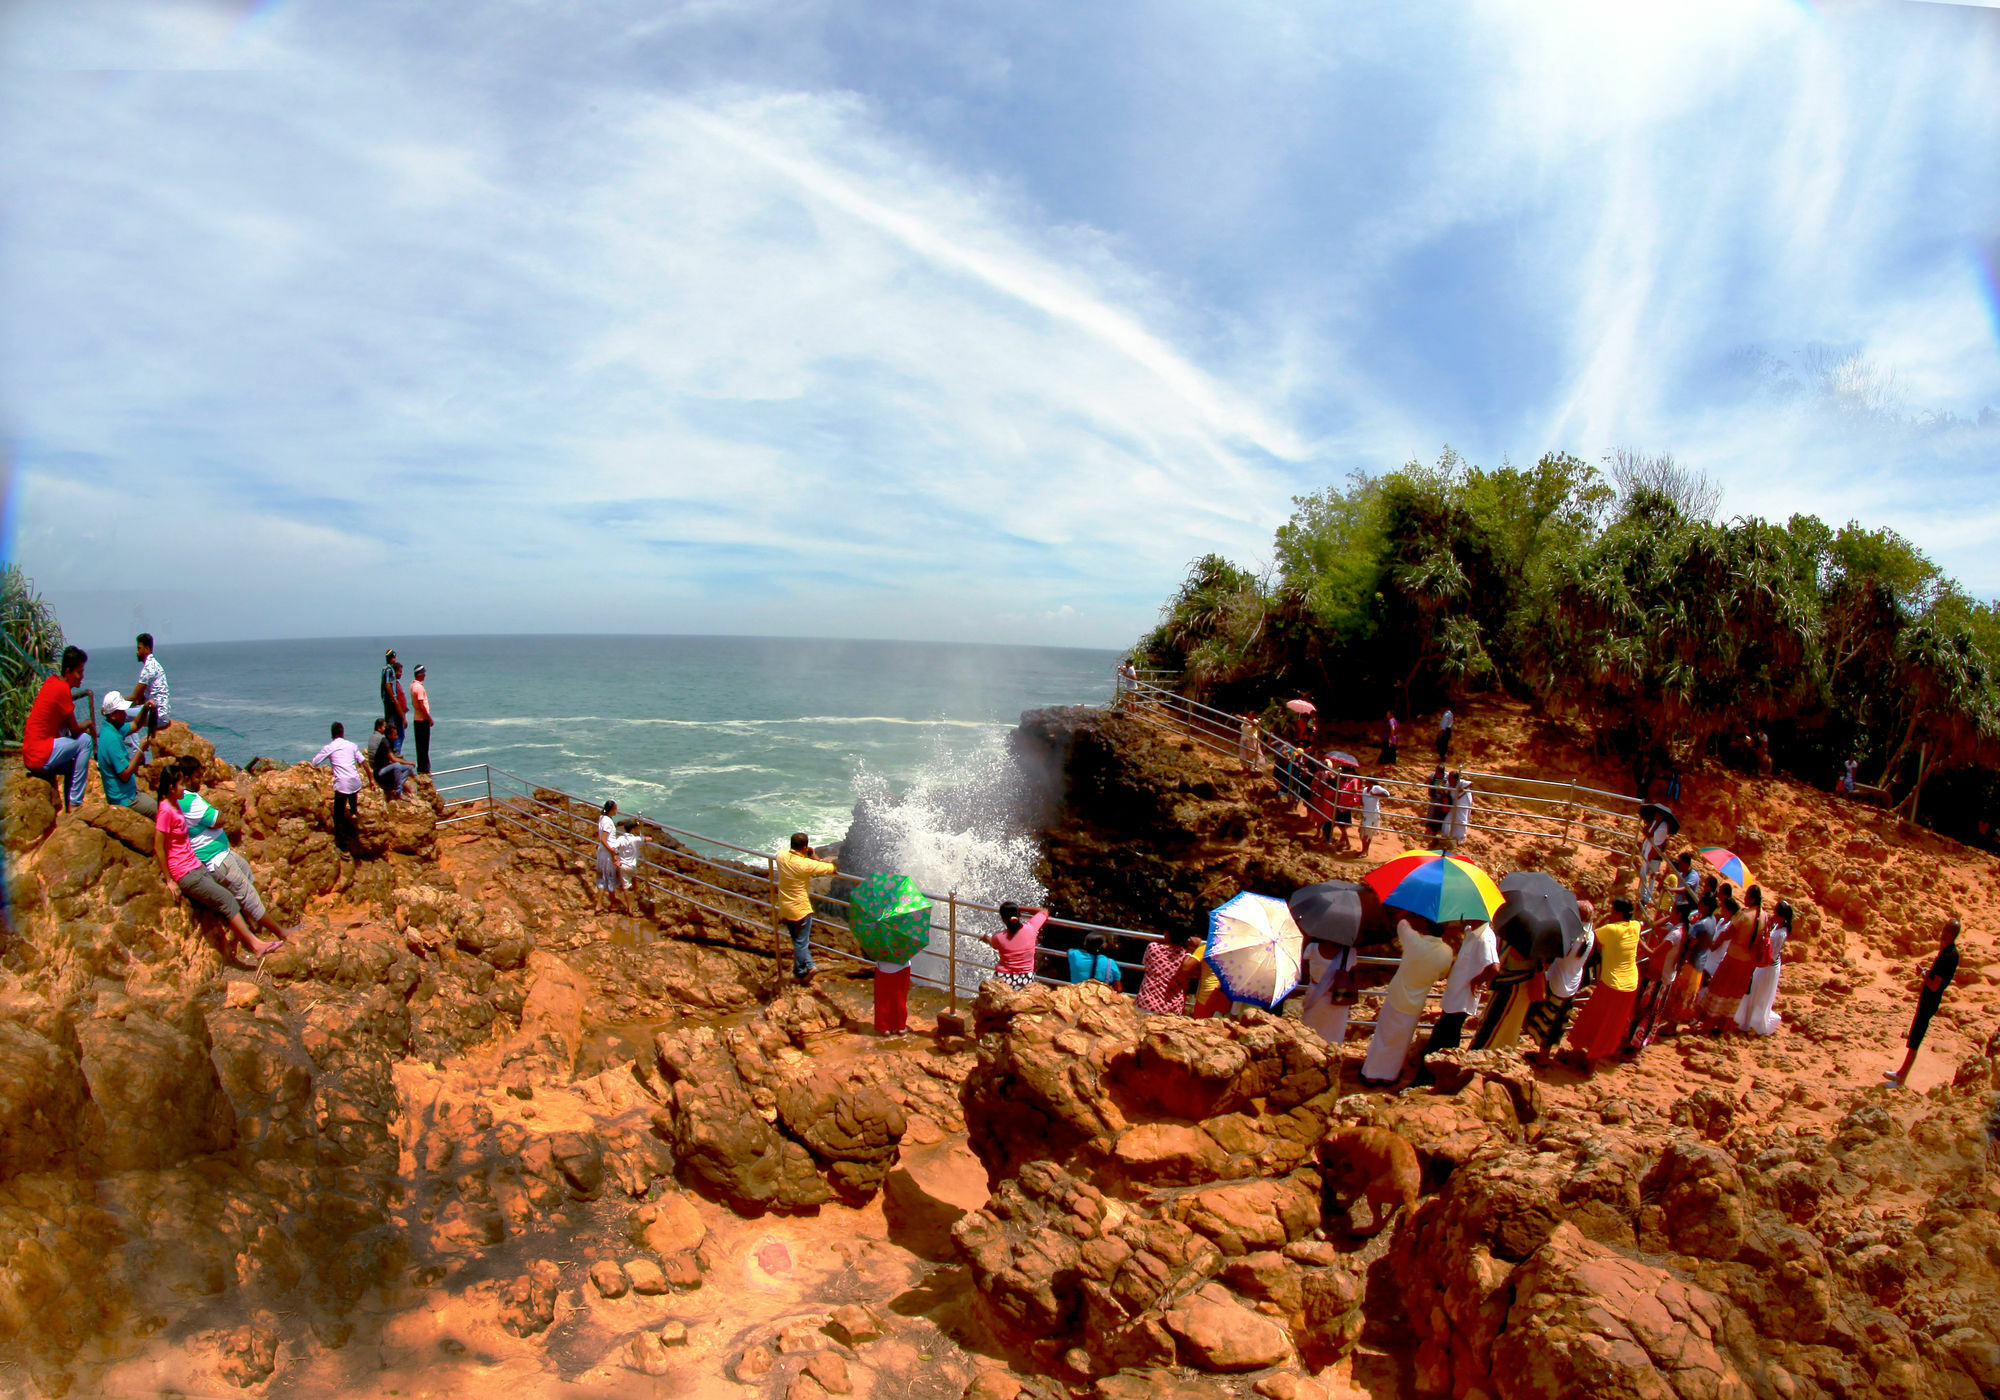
top-left (950, 982), bottom-right (1369, 1381)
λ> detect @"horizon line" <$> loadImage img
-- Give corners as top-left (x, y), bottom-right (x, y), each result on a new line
top-left (72, 627), bottom-right (1130, 657)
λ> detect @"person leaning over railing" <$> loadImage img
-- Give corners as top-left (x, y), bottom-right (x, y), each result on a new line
top-left (985, 902), bottom-right (1048, 991)
top-left (776, 833), bottom-right (838, 986)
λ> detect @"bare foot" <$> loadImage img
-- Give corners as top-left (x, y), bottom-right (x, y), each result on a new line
top-left (247, 936), bottom-right (282, 957)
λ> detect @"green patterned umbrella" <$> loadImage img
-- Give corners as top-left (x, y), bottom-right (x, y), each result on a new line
top-left (846, 872), bottom-right (934, 964)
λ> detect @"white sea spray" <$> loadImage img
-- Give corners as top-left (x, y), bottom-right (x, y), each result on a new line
top-left (850, 729), bottom-right (1047, 992)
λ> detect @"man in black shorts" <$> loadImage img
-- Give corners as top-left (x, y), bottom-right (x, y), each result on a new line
top-left (1886, 918), bottom-right (1961, 1088)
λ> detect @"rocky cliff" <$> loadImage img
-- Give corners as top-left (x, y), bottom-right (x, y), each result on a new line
top-left (0, 707), bottom-right (1996, 1399)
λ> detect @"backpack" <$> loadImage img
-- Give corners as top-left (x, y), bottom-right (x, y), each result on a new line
top-left (1749, 916), bottom-right (1775, 969)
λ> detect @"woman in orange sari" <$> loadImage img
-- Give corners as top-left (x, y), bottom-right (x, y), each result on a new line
top-left (1698, 887), bottom-right (1761, 1032)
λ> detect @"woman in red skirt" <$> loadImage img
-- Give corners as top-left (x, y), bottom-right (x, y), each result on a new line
top-left (1568, 897), bottom-right (1642, 1064)
top-left (874, 958), bottom-right (912, 1036)
top-left (1698, 887), bottom-right (1761, 1034)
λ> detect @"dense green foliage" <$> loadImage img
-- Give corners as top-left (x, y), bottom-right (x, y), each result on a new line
top-left (1134, 452), bottom-right (1999, 830)
top-left (0, 566), bottom-right (63, 745)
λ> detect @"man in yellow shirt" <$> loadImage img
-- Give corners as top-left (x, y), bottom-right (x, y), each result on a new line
top-left (777, 832), bottom-right (838, 984)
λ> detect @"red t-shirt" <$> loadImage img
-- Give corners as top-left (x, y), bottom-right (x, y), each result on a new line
top-left (22, 675), bottom-right (75, 769)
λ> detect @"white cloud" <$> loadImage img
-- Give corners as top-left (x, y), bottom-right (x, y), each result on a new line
top-left (2, 0), bottom-right (1997, 649)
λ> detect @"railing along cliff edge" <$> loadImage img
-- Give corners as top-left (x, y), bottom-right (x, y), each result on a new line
top-left (426, 672), bottom-right (1645, 1026)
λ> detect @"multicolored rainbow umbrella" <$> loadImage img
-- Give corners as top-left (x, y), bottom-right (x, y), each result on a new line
top-left (1698, 847), bottom-right (1755, 890)
top-left (846, 872), bottom-right (934, 965)
top-left (1363, 850), bottom-right (1504, 924)
top-left (1204, 892), bottom-right (1306, 1010)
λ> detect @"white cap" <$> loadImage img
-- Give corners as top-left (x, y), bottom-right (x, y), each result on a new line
top-left (102, 691), bottom-right (131, 713)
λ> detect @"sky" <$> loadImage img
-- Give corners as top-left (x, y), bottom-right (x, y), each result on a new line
top-left (2, 0), bottom-right (1997, 651)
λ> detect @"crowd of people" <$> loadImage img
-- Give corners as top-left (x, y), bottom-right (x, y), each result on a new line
top-left (17, 639), bottom-right (451, 962)
top-left (787, 691), bottom-right (1977, 1094)
top-left (20, 646), bottom-right (1976, 1089)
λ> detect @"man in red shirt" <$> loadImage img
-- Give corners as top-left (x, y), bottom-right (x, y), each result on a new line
top-left (23, 646), bottom-right (91, 809)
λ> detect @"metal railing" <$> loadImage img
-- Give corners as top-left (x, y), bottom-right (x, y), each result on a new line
top-left (423, 667), bottom-right (1667, 1031)
top-left (426, 760), bottom-right (1433, 1027)
top-left (1113, 675), bottom-right (1645, 858)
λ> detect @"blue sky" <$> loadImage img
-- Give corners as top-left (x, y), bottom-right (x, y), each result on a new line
top-left (3, 0), bottom-right (1998, 649)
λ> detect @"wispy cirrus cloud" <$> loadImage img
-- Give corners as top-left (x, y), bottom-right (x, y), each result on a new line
top-left (1, 0), bottom-right (1996, 650)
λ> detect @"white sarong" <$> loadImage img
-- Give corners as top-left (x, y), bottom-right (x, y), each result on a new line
top-left (1361, 1000), bottom-right (1421, 1082)
top-left (1299, 945), bottom-right (1357, 1047)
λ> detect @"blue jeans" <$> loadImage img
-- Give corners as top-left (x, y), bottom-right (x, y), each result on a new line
top-left (784, 917), bottom-right (814, 978)
top-left (32, 735), bottom-right (93, 808)
top-left (379, 762), bottom-right (416, 797)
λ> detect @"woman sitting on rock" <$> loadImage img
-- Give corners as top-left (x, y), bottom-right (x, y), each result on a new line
top-left (153, 768), bottom-right (282, 959)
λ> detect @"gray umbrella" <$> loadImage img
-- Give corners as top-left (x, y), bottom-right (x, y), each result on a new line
top-left (1493, 871), bottom-right (1586, 962)
top-left (1287, 880), bottom-right (1367, 947)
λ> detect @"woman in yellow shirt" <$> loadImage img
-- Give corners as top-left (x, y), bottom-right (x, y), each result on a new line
top-left (1566, 896), bottom-right (1643, 1063)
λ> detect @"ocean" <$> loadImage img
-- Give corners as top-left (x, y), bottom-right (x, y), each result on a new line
top-left (114, 634), bottom-right (1117, 872)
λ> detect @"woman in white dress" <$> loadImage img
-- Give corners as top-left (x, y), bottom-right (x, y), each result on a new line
top-left (1446, 775), bottom-right (1473, 848)
top-left (1736, 899), bottom-right (1791, 1036)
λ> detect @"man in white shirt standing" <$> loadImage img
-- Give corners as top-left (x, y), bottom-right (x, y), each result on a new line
top-left (311, 721), bottom-right (367, 851)
top-left (1425, 919), bottom-right (1498, 1053)
top-left (1359, 779), bottom-right (1390, 856)
top-left (1435, 707), bottom-right (1455, 758)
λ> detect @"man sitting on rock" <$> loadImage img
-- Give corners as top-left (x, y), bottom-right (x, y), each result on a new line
top-left (371, 718), bottom-right (416, 799)
top-left (95, 691), bottom-right (156, 816)
top-left (22, 645), bottom-right (92, 811)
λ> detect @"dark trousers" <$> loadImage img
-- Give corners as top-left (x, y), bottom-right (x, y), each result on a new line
top-left (785, 917), bottom-right (815, 978)
top-left (414, 720), bottom-right (433, 775)
top-left (1423, 1011), bottom-right (1468, 1054)
top-left (1436, 728), bottom-right (1452, 757)
top-left (332, 789), bottom-right (358, 849)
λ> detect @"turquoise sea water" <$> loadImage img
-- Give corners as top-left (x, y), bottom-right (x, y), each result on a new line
top-left (102, 634), bottom-right (1116, 857)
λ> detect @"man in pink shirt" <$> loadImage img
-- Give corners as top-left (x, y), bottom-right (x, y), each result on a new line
top-left (410, 664), bottom-right (434, 776)
top-left (985, 901), bottom-right (1049, 991)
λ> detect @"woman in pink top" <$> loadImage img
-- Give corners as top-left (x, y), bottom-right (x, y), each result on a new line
top-left (985, 901), bottom-right (1048, 991)
top-left (154, 769), bottom-right (281, 957)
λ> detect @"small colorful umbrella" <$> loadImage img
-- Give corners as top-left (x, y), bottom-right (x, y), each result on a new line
top-left (1285, 699), bottom-right (1317, 715)
top-left (1204, 892), bottom-right (1305, 1009)
top-left (1698, 847), bottom-right (1754, 890)
top-left (1324, 750), bottom-right (1360, 769)
top-left (1363, 851), bottom-right (1504, 924)
top-left (845, 872), bottom-right (934, 965)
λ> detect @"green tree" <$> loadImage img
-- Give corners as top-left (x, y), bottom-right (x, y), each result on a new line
top-left (1, 565), bottom-right (64, 744)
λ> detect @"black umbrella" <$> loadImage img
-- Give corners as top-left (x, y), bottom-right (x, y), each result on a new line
top-left (1289, 880), bottom-right (1366, 947)
top-left (1492, 871), bottom-right (1587, 962)
top-left (1637, 802), bottom-right (1680, 837)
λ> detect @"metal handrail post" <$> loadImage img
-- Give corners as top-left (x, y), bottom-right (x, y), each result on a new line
top-left (947, 891), bottom-right (958, 1012)
top-left (767, 855), bottom-right (780, 941)
top-left (485, 766), bottom-right (495, 830)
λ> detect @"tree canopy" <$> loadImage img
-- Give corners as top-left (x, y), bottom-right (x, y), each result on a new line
top-left (1134, 450), bottom-right (1999, 834)
top-left (1, 565), bottom-right (64, 745)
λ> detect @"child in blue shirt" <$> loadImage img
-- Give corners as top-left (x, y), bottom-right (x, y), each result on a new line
top-left (1066, 931), bottom-right (1123, 987)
